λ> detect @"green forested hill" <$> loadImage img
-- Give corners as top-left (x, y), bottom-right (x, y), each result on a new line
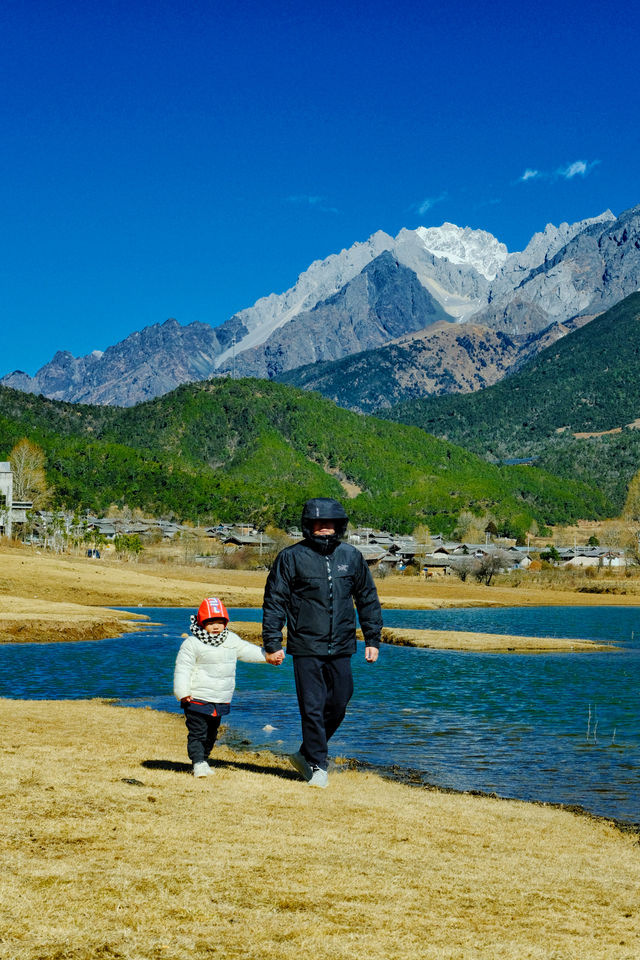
top-left (0, 378), bottom-right (610, 535)
top-left (381, 293), bottom-right (640, 511)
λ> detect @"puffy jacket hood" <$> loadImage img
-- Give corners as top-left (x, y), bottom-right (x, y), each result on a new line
top-left (301, 497), bottom-right (348, 553)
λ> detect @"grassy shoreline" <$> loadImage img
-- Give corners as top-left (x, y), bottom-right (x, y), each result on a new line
top-left (2, 698), bottom-right (639, 960)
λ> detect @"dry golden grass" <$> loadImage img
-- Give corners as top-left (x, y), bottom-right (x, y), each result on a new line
top-left (1, 699), bottom-right (639, 960)
top-left (0, 595), bottom-right (148, 643)
top-left (0, 544), bottom-right (267, 608)
top-left (5, 541), bottom-right (640, 615)
top-left (0, 545), bottom-right (265, 644)
top-left (379, 626), bottom-right (613, 652)
top-left (376, 575), bottom-right (640, 608)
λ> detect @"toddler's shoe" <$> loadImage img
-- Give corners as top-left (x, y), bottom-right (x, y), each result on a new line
top-left (193, 761), bottom-right (211, 778)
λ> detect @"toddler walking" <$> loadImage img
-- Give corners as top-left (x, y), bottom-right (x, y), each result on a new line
top-left (174, 597), bottom-right (273, 777)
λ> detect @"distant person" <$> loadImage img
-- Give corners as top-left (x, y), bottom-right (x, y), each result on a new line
top-left (262, 497), bottom-right (382, 788)
top-left (174, 596), bottom-right (278, 777)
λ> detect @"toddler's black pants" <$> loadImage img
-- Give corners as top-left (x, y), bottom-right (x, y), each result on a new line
top-left (183, 709), bottom-right (222, 764)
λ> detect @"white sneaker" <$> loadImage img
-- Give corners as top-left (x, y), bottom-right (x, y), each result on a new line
top-left (193, 761), bottom-right (211, 778)
top-left (289, 751), bottom-right (313, 782)
top-left (308, 766), bottom-right (329, 789)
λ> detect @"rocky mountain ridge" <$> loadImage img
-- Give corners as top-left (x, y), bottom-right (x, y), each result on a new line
top-left (279, 315), bottom-right (590, 413)
top-left (216, 209), bottom-right (619, 364)
top-left (223, 252), bottom-right (452, 379)
top-left (3, 205), bottom-right (638, 407)
top-left (3, 319), bottom-right (223, 406)
top-left (476, 208), bottom-right (636, 335)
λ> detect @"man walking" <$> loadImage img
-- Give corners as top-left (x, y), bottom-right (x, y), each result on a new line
top-left (262, 497), bottom-right (382, 788)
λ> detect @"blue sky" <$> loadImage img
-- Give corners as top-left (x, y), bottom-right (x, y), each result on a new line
top-left (2, 0), bottom-right (639, 376)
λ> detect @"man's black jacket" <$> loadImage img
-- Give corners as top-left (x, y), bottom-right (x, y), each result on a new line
top-left (262, 539), bottom-right (382, 657)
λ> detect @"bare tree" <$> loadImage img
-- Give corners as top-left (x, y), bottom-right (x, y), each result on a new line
top-left (474, 550), bottom-right (512, 586)
top-left (9, 438), bottom-right (49, 507)
top-left (450, 556), bottom-right (480, 582)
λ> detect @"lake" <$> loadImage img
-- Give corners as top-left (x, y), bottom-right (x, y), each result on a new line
top-left (2, 605), bottom-right (639, 824)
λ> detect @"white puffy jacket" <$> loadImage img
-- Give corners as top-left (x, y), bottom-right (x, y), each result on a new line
top-left (173, 630), bottom-right (266, 704)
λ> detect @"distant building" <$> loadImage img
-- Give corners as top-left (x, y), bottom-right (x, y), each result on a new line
top-left (222, 532), bottom-right (275, 549)
top-left (558, 547), bottom-right (627, 568)
top-left (0, 463), bottom-right (12, 537)
top-left (0, 462), bottom-right (33, 538)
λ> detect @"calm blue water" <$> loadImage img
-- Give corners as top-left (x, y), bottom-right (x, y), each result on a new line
top-left (2, 606), bottom-right (639, 824)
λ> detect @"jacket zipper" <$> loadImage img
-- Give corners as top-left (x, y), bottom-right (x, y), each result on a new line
top-left (326, 555), bottom-right (334, 655)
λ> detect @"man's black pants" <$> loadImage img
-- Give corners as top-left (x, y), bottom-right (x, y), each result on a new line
top-left (293, 655), bottom-right (354, 771)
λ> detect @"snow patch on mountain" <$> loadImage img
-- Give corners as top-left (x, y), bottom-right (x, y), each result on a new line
top-left (413, 223), bottom-right (508, 280)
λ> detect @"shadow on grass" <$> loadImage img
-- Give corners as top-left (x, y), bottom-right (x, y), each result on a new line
top-left (141, 757), bottom-right (301, 781)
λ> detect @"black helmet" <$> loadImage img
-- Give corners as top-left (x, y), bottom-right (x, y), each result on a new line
top-left (301, 497), bottom-right (349, 542)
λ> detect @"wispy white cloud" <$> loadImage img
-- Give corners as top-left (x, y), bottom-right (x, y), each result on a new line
top-left (559, 160), bottom-right (588, 179)
top-left (286, 194), bottom-right (338, 213)
top-left (517, 159), bottom-right (599, 184)
top-left (414, 193), bottom-right (447, 216)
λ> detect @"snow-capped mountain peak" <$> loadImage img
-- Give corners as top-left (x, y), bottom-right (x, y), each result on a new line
top-left (412, 223), bottom-right (509, 280)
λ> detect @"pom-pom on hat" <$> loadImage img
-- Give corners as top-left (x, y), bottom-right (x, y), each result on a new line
top-left (196, 597), bottom-right (229, 625)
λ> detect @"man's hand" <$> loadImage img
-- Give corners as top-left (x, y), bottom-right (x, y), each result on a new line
top-left (365, 646), bottom-right (379, 663)
top-left (265, 650), bottom-right (285, 665)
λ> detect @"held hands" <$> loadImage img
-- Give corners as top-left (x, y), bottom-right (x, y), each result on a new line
top-left (265, 648), bottom-right (374, 663)
top-left (265, 649), bottom-right (285, 665)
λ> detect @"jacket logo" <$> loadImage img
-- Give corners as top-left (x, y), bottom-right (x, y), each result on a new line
top-left (337, 564), bottom-right (348, 572)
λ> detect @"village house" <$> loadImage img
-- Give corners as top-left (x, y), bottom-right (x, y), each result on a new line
top-left (347, 527), bottom-right (375, 544)
top-left (205, 522), bottom-right (263, 542)
top-left (221, 531), bottom-right (275, 549)
top-left (558, 546), bottom-right (627, 568)
top-left (354, 543), bottom-right (397, 567)
top-left (421, 555), bottom-right (453, 577)
top-left (205, 523), bottom-right (234, 539)
top-left (430, 540), bottom-right (464, 556)
top-left (422, 540), bottom-right (530, 576)
top-left (0, 462), bottom-right (33, 538)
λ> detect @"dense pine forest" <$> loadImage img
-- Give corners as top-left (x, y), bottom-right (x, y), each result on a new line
top-left (382, 293), bottom-right (640, 512)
